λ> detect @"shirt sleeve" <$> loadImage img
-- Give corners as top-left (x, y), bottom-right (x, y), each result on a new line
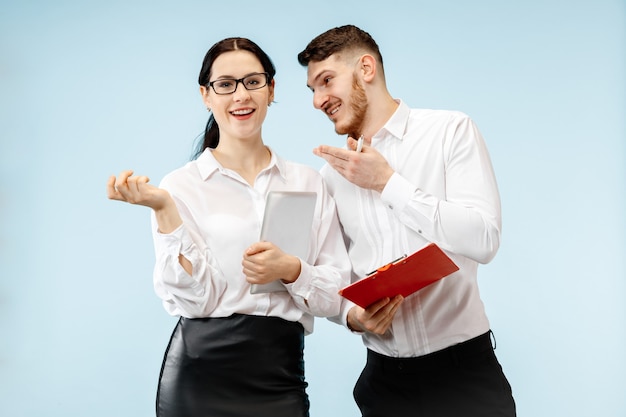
top-left (380, 115), bottom-right (502, 264)
top-left (282, 184), bottom-right (352, 318)
top-left (151, 198), bottom-right (228, 318)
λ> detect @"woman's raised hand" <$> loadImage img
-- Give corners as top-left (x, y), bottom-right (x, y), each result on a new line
top-left (107, 169), bottom-right (171, 211)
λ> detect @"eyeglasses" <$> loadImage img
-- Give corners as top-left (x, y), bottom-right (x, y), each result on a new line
top-left (207, 72), bottom-right (270, 95)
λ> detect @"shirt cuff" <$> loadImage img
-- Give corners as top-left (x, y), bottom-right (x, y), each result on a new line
top-left (154, 224), bottom-right (196, 263)
top-left (284, 258), bottom-right (313, 299)
top-left (380, 172), bottom-right (415, 213)
top-left (341, 299), bottom-right (364, 334)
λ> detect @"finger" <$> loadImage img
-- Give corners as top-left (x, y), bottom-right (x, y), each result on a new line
top-left (315, 145), bottom-right (330, 154)
top-left (242, 257), bottom-right (268, 279)
top-left (368, 309), bottom-right (395, 334)
top-left (326, 154), bottom-right (352, 175)
top-left (319, 145), bottom-right (351, 161)
top-left (313, 146), bottom-right (344, 161)
top-left (116, 169), bottom-right (134, 184)
top-left (329, 149), bottom-right (351, 161)
top-left (245, 242), bottom-right (269, 256)
top-left (374, 297), bottom-right (403, 332)
top-left (377, 296), bottom-right (403, 318)
top-left (346, 136), bottom-right (358, 150)
top-left (363, 313), bottom-right (391, 334)
top-left (137, 175), bottom-right (150, 184)
top-left (365, 297), bottom-right (392, 314)
top-left (106, 175), bottom-right (119, 199)
top-left (114, 170), bottom-right (134, 193)
top-left (242, 259), bottom-right (254, 274)
top-left (376, 316), bottom-right (395, 334)
top-left (316, 151), bottom-right (335, 166)
top-left (126, 174), bottom-right (150, 194)
top-left (126, 175), bottom-right (144, 194)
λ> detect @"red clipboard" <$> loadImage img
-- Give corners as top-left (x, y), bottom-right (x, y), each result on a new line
top-left (339, 243), bottom-right (459, 308)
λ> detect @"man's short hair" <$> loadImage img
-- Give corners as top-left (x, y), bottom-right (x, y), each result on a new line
top-left (297, 24), bottom-right (383, 67)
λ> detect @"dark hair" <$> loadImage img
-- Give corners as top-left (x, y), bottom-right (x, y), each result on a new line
top-left (192, 37), bottom-right (276, 159)
top-left (297, 25), bottom-right (383, 67)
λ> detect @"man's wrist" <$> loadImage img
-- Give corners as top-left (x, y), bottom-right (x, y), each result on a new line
top-left (346, 307), bottom-right (363, 333)
top-left (375, 168), bottom-right (394, 193)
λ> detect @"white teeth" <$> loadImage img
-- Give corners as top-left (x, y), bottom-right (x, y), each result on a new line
top-left (232, 109), bottom-right (253, 115)
top-left (329, 104), bottom-right (340, 115)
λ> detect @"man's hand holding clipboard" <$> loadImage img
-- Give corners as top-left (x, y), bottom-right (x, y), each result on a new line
top-left (339, 243), bottom-right (459, 309)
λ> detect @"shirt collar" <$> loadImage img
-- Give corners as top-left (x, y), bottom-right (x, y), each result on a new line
top-left (196, 148), bottom-right (220, 180)
top-left (373, 99), bottom-right (410, 142)
top-left (196, 146), bottom-right (287, 182)
top-left (267, 147), bottom-right (288, 182)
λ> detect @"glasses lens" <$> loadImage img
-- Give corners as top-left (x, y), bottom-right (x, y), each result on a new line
top-left (212, 79), bottom-right (236, 94)
top-left (243, 73), bottom-right (267, 90)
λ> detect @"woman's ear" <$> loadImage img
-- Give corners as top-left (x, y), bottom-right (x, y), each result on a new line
top-left (268, 78), bottom-right (275, 105)
top-left (199, 85), bottom-right (211, 110)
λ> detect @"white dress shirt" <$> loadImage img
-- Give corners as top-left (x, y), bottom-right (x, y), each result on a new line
top-left (151, 148), bottom-right (351, 334)
top-left (324, 100), bottom-right (502, 357)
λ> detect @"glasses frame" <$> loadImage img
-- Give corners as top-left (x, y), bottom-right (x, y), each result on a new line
top-left (207, 72), bottom-right (270, 95)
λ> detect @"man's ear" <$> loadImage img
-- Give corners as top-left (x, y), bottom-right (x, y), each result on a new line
top-left (359, 54), bottom-right (377, 82)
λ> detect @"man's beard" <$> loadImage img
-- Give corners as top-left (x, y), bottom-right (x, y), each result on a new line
top-left (334, 74), bottom-right (367, 138)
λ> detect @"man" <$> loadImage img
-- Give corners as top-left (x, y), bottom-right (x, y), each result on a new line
top-left (298, 25), bottom-right (516, 417)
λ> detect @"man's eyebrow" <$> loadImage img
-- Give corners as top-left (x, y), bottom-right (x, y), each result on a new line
top-left (305, 73), bottom-right (321, 91)
top-left (309, 69), bottom-right (331, 86)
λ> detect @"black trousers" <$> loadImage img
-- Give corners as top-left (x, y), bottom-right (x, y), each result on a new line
top-left (353, 331), bottom-right (516, 417)
top-left (156, 314), bottom-right (309, 417)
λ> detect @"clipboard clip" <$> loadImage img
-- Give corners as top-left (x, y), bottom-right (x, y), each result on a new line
top-left (366, 254), bottom-right (407, 276)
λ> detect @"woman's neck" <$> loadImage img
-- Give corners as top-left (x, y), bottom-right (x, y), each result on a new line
top-left (212, 140), bottom-right (271, 185)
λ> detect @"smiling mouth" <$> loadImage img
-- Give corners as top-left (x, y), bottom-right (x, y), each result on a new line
top-left (325, 103), bottom-right (341, 117)
top-left (231, 109), bottom-right (254, 116)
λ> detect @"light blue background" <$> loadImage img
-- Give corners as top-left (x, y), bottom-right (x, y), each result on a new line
top-left (1, 1), bottom-right (624, 416)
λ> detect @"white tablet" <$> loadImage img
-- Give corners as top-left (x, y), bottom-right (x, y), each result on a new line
top-left (250, 191), bottom-right (318, 294)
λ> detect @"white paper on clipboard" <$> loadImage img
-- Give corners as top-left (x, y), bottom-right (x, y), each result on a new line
top-left (250, 191), bottom-right (318, 294)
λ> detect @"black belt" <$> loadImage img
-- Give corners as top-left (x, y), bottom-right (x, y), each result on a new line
top-left (367, 331), bottom-right (494, 374)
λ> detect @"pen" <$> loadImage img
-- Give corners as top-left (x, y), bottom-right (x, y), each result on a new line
top-left (356, 135), bottom-right (364, 153)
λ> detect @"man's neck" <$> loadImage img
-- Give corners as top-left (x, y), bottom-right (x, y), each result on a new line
top-left (362, 94), bottom-right (399, 140)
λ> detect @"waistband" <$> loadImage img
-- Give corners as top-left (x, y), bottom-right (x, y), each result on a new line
top-left (367, 331), bottom-right (494, 374)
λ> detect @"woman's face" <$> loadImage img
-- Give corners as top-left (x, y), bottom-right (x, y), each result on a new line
top-left (200, 50), bottom-right (275, 144)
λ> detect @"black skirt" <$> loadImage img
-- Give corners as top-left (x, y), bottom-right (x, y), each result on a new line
top-left (156, 314), bottom-right (309, 417)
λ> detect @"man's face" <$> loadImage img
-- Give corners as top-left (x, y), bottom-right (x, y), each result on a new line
top-left (306, 54), bottom-right (368, 137)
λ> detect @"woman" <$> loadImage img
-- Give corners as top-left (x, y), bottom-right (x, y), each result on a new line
top-left (107, 37), bottom-right (350, 417)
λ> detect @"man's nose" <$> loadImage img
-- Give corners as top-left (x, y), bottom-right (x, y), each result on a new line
top-left (313, 90), bottom-right (327, 110)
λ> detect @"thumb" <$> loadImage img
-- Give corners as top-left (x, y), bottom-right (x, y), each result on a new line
top-left (245, 241), bottom-right (270, 256)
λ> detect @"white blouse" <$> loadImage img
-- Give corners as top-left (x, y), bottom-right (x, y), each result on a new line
top-left (151, 148), bottom-right (351, 334)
